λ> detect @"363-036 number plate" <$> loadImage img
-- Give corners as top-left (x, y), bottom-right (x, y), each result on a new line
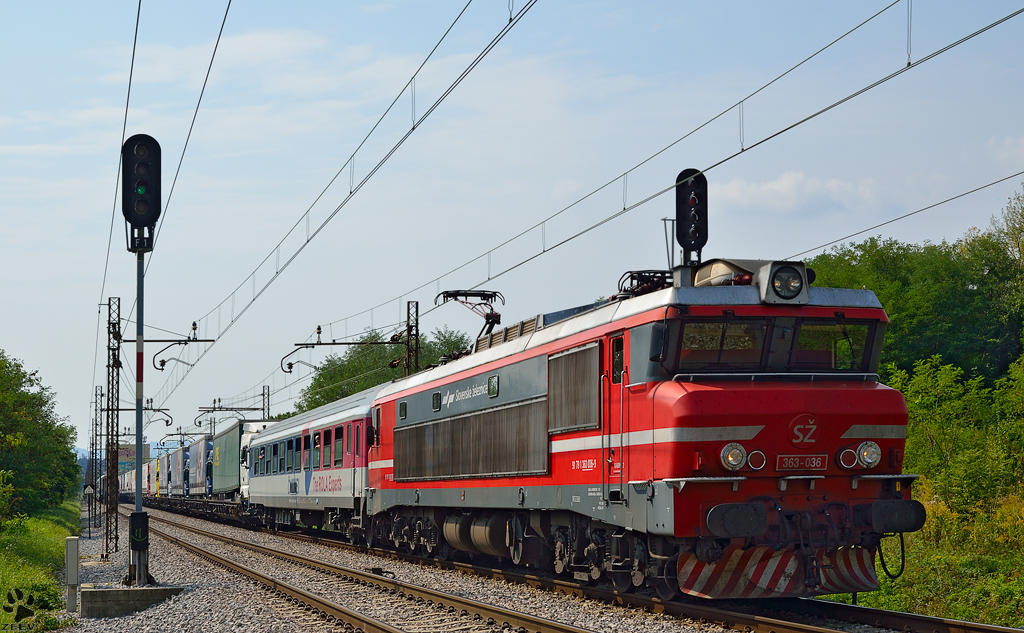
top-left (776, 454), bottom-right (828, 471)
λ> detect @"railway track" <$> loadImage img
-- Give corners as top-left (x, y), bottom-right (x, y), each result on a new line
top-left (260, 526), bottom-right (1023, 633)
top-left (128, 509), bottom-right (595, 633)
top-left (135, 506), bottom-right (1022, 633)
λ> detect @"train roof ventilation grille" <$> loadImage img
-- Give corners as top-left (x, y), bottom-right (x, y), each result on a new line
top-left (475, 315), bottom-right (541, 352)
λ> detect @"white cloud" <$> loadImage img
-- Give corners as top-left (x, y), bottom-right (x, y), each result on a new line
top-left (711, 171), bottom-right (877, 214)
top-left (989, 135), bottom-right (1024, 163)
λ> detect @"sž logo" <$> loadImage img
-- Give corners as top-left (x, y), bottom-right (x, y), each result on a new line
top-left (788, 414), bottom-right (819, 449)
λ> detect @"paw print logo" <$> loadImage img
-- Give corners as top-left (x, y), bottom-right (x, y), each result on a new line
top-left (3, 588), bottom-right (35, 622)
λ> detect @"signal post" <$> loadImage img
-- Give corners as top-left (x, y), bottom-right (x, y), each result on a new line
top-left (121, 133), bottom-right (161, 585)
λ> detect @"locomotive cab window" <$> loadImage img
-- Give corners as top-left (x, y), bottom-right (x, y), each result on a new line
top-left (678, 320), bottom-right (767, 370)
top-left (323, 429), bottom-right (332, 468)
top-left (668, 317), bottom-right (879, 374)
top-left (792, 322), bottom-right (871, 370)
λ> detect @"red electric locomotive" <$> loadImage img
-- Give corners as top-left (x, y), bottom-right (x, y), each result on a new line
top-left (363, 171), bottom-right (925, 600)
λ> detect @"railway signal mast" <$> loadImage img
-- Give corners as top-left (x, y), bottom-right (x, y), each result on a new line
top-left (121, 133), bottom-right (161, 586)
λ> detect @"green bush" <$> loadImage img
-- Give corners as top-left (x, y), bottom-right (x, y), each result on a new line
top-left (0, 500), bottom-right (79, 627)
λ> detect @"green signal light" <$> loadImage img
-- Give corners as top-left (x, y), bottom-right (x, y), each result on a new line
top-left (135, 181), bottom-right (148, 195)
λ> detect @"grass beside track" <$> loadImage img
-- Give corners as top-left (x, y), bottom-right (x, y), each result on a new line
top-left (822, 487), bottom-right (1024, 629)
top-left (0, 500), bottom-right (80, 630)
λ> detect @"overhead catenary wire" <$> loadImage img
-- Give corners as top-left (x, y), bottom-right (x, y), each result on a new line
top-left (220, 2), bottom-right (1017, 417)
top-left (165, 4), bottom-right (1019, 421)
top-left (403, 5), bottom-right (1024, 318)
top-left (148, 1), bottom-right (538, 417)
top-left (89, 0), bottom-right (142, 441)
top-left (121, 0), bottom-right (234, 329)
top-left (151, 0), bottom-right (232, 253)
top-left (314, 0), bottom-right (905, 334)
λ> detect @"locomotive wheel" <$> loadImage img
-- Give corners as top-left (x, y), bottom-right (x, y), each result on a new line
top-left (631, 537), bottom-right (648, 588)
top-left (652, 563), bottom-right (682, 602)
top-left (553, 531), bottom-right (569, 575)
top-left (610, 571), bottom-right (634, 593)
top-left (435, 541), bottom-right (455, 562)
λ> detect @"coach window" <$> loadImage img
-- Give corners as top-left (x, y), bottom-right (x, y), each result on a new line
top-left (347, 423), bottom-right (352, 454)
top-left (323, 429), bottom-right (332, 469)
top-left (312, 432), bottom-right (321, 470)
top-left (272, 443), bottom-right (279, 474)
top-left (302, 434), bottom-right (311, 470)
top-left (279, 441), bottom-right (286, 473)
top-left (259, 446), bottom-right (266, 476)
top-left (250, 449), bottom-right (256, 476)
top-left (293, 437), bottom-right (301, 472)
top-left (611, 336), bottom-right (624, 384)
top-left (334, 427), bottom-right (344, 467)
top-left (286, 439), bottom-right (294, 473)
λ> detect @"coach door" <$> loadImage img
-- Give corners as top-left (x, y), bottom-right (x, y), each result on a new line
top-left (604, 333), bottom-right (628, 503)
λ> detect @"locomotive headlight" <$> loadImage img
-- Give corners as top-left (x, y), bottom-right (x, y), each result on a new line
top-left (856, 441), bottom-right (881, 468)
top-left (720, 443), bottom-right (747, 471)
top-left (771, 266), bottom-right (803, 299)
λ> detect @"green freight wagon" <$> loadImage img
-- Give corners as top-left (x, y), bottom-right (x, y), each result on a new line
top-left (211, 419), bottom-right (278, 502)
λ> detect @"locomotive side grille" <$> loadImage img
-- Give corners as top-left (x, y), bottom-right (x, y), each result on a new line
top-left (548, 342), bottom-right (600, 433)
top-left (394, 398), bottom-right (547, 480)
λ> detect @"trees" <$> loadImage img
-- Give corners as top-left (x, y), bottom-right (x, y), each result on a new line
top-left (295, 326), bottom-right (471, 412)
top-left (808, 228), bottom-right (1023, 382)
top-left (0, 350), bottom-right (80, 519)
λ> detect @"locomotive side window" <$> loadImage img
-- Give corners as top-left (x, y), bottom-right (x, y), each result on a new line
top-left (302, 434), bottom-right (310, 470)
top-left (355, 426), bottom-right (361, 457)
top-left (271, 443), bottom-right (279, 474)
top-left (323, 429), bottom-right (332, 469)
top-left (792, 322), bottom-right (870, 370)
top-left (678, 320), bottom-right (767, 370)
top-left (432, 392), bottom-right (441, 412)
top-left (399, 402), bottom-right (407, 419)
top-left (312, 432), bottom-right (321, 470)
top-left (373, 407), bottom-right (381, 445)
top-left (611, 337), bottom-right (624, 384)
top-left (334, 427), bottom-right (344, 467)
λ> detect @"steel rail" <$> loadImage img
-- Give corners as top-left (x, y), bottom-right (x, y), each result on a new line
top-left (271, 527), bottom-right (1022, 633)
top-left (139, 519), bottom-right (404, 633)
top-left (135, 505), bottom-right (1021, 633)
top-left (143, 512), bottom-right (594, 633)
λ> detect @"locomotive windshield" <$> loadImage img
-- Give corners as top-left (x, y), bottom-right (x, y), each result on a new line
top-left (674, 317), bottom-right (877, 374)
top-left (678, 320), bottom-right (768, 370)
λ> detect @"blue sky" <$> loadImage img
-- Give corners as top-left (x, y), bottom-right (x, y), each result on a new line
top-left (1, 1), bottom-right (1022, 449)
